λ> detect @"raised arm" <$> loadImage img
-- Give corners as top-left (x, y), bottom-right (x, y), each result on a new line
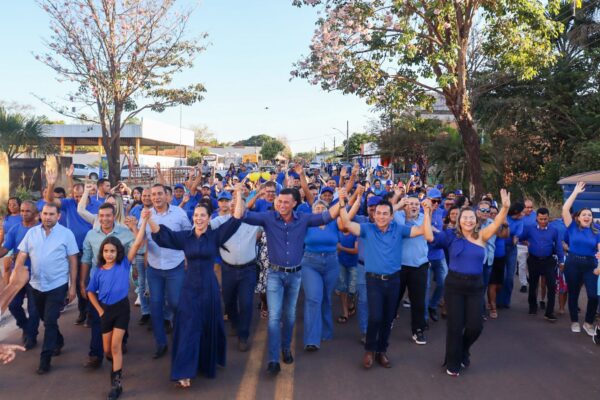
top-left (294, 164), bottom-right (314, 206)
top-left (562, 182), bottom-right (585, 228)
top-left (409, 199), bottom-right (433, 241)
top-left (66, 164), bottom-right (74, 195)
top-left (155, 163), bottom-right (165, 185)
top-left (481, 189), bottom-right (511, 242)
top-left (338, 189), bottom-right (361, 236)
top-left (143, 209), bottom-right (160, 234)
top-left (127, 217), bottom-right (147, 262)
top-left (247, 185), bottom-right (264, 210)
top-left (44, 168), bottom-right (62, 207)
top-left (232, 183), bottom-right (245, 219)
top-left (77, 183), bottom-right (96, 225)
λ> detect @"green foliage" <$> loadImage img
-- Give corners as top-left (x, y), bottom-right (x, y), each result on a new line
top-left (0, 106), bottom-right (55, 160)
top-left (344, 132), bottom-right (376, 157)
top-left (235, 134), bottom-right (273, 147)
top-left (295, 151), bottom-right (317, 161)
top-left (260, 138), bottom-right (286, 161)
top-left (187, 149), bottom-right (210, 166)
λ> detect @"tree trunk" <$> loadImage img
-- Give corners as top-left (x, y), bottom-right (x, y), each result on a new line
top-left (101, 122), bottom-right (121, 186)
top-left (455, 113), bottom-right (484, 200)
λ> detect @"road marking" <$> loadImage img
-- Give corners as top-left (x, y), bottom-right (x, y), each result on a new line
top-left (235, 321), bottom-right (268, 400)
top-left (274, 326), bottom-right (296, 400)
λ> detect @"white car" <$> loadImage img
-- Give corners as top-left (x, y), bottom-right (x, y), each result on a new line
top-left (72, 163), bottom-right (100, 179)
top-left (309, 161), bottom-right (322, 171)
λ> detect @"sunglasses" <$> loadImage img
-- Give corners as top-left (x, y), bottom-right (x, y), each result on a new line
top-left (430, 199), bottom-right (441, 204)
top-left (478, 208), bottom-right (490, 213)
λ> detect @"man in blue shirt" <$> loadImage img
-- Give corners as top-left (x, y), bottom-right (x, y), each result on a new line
top-left (425, 189), bottom-right (447, 324)
top-left (517, 199), bottom-right (538, 293)
top-left (497, 203), bottom-right (525, 308)
top-left (14, 202), bottom-right (79, 374)
top-left (519, 208), bottom-right (564, 321)
top-left (339, 192), bottom-right (433, 370)
top-left (171, 183), bottom-right (186, 206)
top-left (242, 187), bottom-right (342, 376)
top-left (0, 201), bottom-right (40, 350)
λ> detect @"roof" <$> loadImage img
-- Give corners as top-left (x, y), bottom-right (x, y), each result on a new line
top-left (557, 171), bottom-right (600, 185)
top-left (42, 118), bottom-right (194, 147)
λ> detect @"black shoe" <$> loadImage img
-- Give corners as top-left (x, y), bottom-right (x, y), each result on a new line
top-left (83, 356), bottom-right (103, 369)
top-left (53, 343), bottom-right (64, 356)
top-left (153, 345), bottom-right (168, 359)
top-left (529, 307), bottom-right (537, 315)
top-left (266, 362), bottom-right (281, 376)
top-left (544, 314), bottom-right (558, 322)
top-left (37, 360), bottom-right (51, 375)
top-left (520, 285), bottom-right (528, 293)
top-left (282, 349), bottom-right (294, 364)
top-left (461, 353), bottom-right (471, 369)
top-left (539, 301), bottom-right (546, 310)
top-left (412, 330), bottom-right (427, 345)
top-left (75, 312), bottom-right (86, 325)
top-left (108, 369), bottom-right (123, 400)
top-left (428, 308), bottom-right (439, 322)
top-left (24, 338), bottom-right (37, 350)
top-left (138, 314), bottom-right (150, 326)
top-left (164, 320), bottom-right (173, 334)
top-left (304, 344), bottom-right (319, 352)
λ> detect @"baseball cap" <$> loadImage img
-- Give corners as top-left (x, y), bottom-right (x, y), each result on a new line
top-left (321, 187), bottom-right (334, 194)
top-left (202, 183), bottom-right (210, 189)
top-left (367, 196), bottom-right (382, 207)
top-left (232, 175), bottom-right (239, 180)
top-left (427, 188), bottom-right (442, 199)
top-left (174, 183), bottom-right (185, 190)
top-left (385, 180), bottom-right (393, 186)
top-left (218, 192), bottom-right (232, 201)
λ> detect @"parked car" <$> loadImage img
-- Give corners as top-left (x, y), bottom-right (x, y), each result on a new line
top-left (72, 163), bottom-right (100, 179)
top-left (308, 161), bottom-right (322, 171)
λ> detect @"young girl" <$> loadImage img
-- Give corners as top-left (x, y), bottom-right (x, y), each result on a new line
top-left (86, 215), bottom-right (147, 400)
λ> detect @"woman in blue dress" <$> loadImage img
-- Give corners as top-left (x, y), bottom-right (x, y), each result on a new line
top-left (429, 189), bottom-right (510, 377)
top-left (146, 184), bottom-right (244, 389)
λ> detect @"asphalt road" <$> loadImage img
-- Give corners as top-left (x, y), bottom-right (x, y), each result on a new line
top-left (1, 279), bottom-right (599, 400)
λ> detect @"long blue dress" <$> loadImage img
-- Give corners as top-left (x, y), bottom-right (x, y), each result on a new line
top-left (151, 217), bottom-right (242, 380)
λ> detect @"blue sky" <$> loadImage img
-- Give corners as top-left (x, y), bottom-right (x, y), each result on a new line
top-left (0, 1), bottom-right (374, 153)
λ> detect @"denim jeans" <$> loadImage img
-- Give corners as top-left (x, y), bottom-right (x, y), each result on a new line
top-left (135, 254), bottom-right (150, 316)
top-left (301, 252), bottom-right (339, 347)
top-left (221, 261), bottom-right (257, 341)
top-left (564, 254), bottom-right (598, 324)
top-left (8, 283), bottom-right (39, 342)
top-left (75, 253), bottom-right (88, 315)
top-left (266, 269), bottom-right (302, 363)
top-left (498, 244), bottom-right (517, 307)
top-left (426, 258), bottom-right (448, 314)
top-left (32, 283), bottom-right (67, 363)
top-left (147, 262), bottom-right (186, 347)
top-left (357, 262), bottom-right (368, 335)
top-left (336, 263), bottom-right (358, 295)
top-left (365, 274), bottom-right (400, 353)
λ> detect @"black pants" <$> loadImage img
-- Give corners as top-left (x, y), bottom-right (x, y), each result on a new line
top-left (444, 271), bottom-right (484, 373)
top-left (76, 253), bottom-right (88, 314)
top-left (32, 283), bottom-right (68, 363)
top-left (398, 263), bottom-right (429, 333)
top-left (365, 274), bottom-right (400, 353)
top-left (527, 255), bottom-right (557, 315)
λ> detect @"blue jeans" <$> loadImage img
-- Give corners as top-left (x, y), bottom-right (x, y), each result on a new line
top-left (221, 262), bottom-right (257, 341)
top-left (357, 262), bottom-right (368, 335)
top-left (32, 284), bottom-right (67, 363)
top-left (481, 262), bottom-right (492, 313)
top-left (266, 269), bottom-right (301, 363)
top-left (425, 258), bottom-right (448, 315)
top-left (8, 283), bottom-right (39, 342)
top-left (147, 262), bottom-right (186, 347)
top-left (498, 245), bottom-right (517, 307)
top-left (564, 254), bottom-right (598, 324)
top-left (135, 254), bottom-right (150, 316)
top-left (365, 273), bottom-right (401, 353)
top-left (301, 252), bottom-right (339, 347)
top-left (336, 263), bottom-right (358, 294)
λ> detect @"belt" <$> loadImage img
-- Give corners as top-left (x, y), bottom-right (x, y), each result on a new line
top-left (223, 260), bottom-right (256, 269)
top-left (270, 264), bottom-right (302, 273)
top-left (447, 270), bottom-right (481, 280)
top-left (366, 271), bottom-right (400, 281)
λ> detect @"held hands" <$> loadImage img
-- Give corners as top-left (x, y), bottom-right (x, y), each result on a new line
top-left (141, 208), bottom-right (152, 221)
top-left (84, 182), bottom-right (94, 192)
top-left (351, 163), bottom-right (359, 176)
top-left (124, 216), bottom-right (138, 231)
top-left (338, 187), bottom-right (348, 202)
top-left (500, 189), bottom-right (511, 208)
top-left (421, 199), bottom-right (433, 213)
top-left (356, 184), bottom-right (365, 196)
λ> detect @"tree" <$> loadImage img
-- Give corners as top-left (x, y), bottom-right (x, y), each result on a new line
top-left (234, 134), bottom-right (273, 147)
top-left (37, 0), bottom-right (206, 185)
top-left (343, 132), bottom-right (376, 156)
top-left (190, 124), bottom-right (216, 148)
top-left (260, 138), bottom-right (286, 161)
top-left (292, 0), bottom-right (563, 198)
top-left (0, 107), bottom-right (55, 160)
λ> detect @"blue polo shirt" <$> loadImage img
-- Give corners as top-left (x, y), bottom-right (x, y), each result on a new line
top-left (87, 258), bottom-right (131, 305)
top-left (520, 224), bottom-right (564, 259)
top-left (129, 204), bottom-right (142, 220)
top-left (3, 223), bottom-right (38, 268)
top-left (394, 211), bottom-right (428, 267)
top-left (359, 221), bottom-right (411, 275)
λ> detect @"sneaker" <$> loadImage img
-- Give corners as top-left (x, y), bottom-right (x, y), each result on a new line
top-left (544, 314), bottom-right (558, 323)
top-left (446, 369), bottom-right (459, 377)
top-left (593, 326), bottom-right (600, 345)
top-left (571, 322), bottom-right (581, 333)
top-left (402, 300), bottom-right (411, 308)
top-left (412, 330), bottom-right (427, 345)
top-left (134, 295), bottom-right (141, 307)
top-left (583, 322), bottom-right (595, 337)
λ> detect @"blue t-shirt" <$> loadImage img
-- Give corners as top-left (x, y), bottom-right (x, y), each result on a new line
top-left (505, 216), bottom-right (523, 247)
top-left (296, 202), bottom-right (312, 215)
top-left (338, 231), bottom-right (358, 267)
top-left (431, 230), bottom-right (486, 275)
top-left (60, 198), bottom-right (94, 251)
top-left (129, 204), bottom-right (142, 220)
top-left (428, 208), bottom-right (445, 261)
top-left (494, 235), bottom-right (506, 258)
top-left (566, 224), bottom-right (600, 257)
top-left (86, 258), bottom-right (131, 305)
top-left (359, 221), bottom-right (411, 275)
top-left (304, 220), bottom-right (339, 253)
top-left (3, 223), bottom-right (37, 268)
top-left (253, 199), bottom-right (273, 212)
top-left (3, 215), bottom-right (22, 234)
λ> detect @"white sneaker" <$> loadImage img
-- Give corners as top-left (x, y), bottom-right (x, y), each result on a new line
top-left (571, 322), bottom-right (581, 333)
top-left (583, 322), bottom-right (595, 336)
top-left (134, 295), bottom-right (141, 307)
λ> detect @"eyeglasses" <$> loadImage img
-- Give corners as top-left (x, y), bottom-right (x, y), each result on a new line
top-left (478, 208), bottom-right (490, 213)
top-left (430, 199), bottom-right (441, 204)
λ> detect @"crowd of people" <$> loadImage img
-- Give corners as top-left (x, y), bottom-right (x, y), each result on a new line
top-left (1, 160), bottom-right (599, 398)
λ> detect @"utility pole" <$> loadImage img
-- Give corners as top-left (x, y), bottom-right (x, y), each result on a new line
top-left (346, 120), bottom-right (349, 161)
top-left (333, 136), bottom-right (336, 158)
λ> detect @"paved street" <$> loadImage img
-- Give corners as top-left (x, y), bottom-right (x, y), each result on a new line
top-left (1, 279), bottom-right (599, 400)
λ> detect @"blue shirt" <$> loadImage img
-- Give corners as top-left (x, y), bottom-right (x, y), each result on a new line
top-left (61, 198), bottom-right (93, 251)
top-left (394, 211), bottom-right (428, 267)
top-left (566, 224), bottom-right (600, 257)
top-left (243, 210), bottom-right (333, 267)
top-left (18, 223), bottom-right (79, 292)
top-left (505, 216), bottom-right (523, 247)
top-left (129, 204), bottom-right (142, 220)
top-left (86, 258), bottom-right (131, 305)
top-left (252, 199), bottom-right (273, 212)
top-left (428, 208), bottom-right (445, 261)
top-left (520, 224), bottom-right (564, 260)
top-left (296, 202), bottom-right (312, 215)
top-left (3, 223), bottom-right (38, 268)
top-left (338, 231), bottom-right (358, 267)
top-left (359, 221), bottom-right (412, 275)
top-left (522, 212), bottom-right (537, 227)
top-left (144, 205), bottom-right (192, 270)
top-left (354, 215), bottom-right (370, 263)
top-left (304, 221), bottom-right (339, 253)
top-left (3, 214), bottom-right (22, 234)
top-left (494, 236), bottom-right (506, 258)
top-left (431, 230), bottom-right (486, 275)
top-left (171, 196), bottom-right (184, 207)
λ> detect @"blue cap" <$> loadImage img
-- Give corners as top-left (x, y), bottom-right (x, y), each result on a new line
top-left (455, 189), bottom-right (463, 195)
top-left (427, 188), bottom-right (442, 199)
top-left (289, 172), bottom-right (300, 179)
top-left (436, 184), bottom-right (444, 190)
top-left (367, 196), bottom-right (382, 207)
top-left (174, 183), bottom-right (185, 190)
top-left (218, 192), bottom-right (232, 201)
top-left (385, 180), bottom-right (393, 186)
top-left (321, 187), bottom-right (334, 194)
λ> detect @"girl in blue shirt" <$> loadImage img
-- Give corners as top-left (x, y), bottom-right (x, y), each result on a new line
top-left (86, 216), bottom-right (147, 400)
top-left (336, 227), bottom-right (358, 323)
top-left (561, 182), bottom-right (600, 336)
